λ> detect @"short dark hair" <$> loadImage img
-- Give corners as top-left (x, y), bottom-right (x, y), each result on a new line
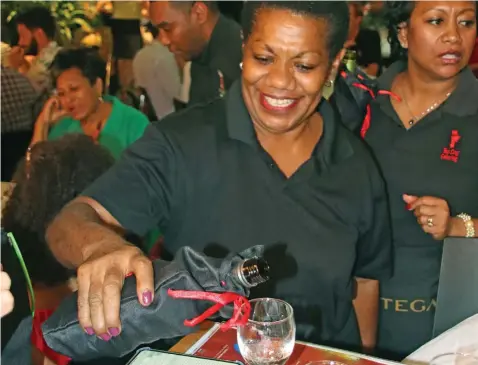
top-left (15, 6), bottom-right (56, 40)
top-left (241, 1), bottom-right (349, 62)
top-left (2, 134), bottom-right (115, 285)
top-left (171, 1), bottom-right (219, 13)
top-left (383, 1), bottom-right (416, 60)
top-left (51, 47), bottom-right (107, 86)
top-left (146, 22), bottom-right (160, 39)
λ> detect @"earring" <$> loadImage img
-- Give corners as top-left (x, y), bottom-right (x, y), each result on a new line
top-left (239, 62), bottom-right (243, 70)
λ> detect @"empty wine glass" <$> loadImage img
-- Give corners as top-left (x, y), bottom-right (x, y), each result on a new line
top-left (237, 298), bottom-right (295, 365)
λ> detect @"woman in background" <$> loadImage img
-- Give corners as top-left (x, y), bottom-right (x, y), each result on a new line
top-left (31, 47), bottom-right (150, 159)
top-left (362, 1), bottom-right (478, 358)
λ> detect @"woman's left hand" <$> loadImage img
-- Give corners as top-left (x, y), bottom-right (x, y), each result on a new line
top-left (404, 194), bottom-right (452, 240)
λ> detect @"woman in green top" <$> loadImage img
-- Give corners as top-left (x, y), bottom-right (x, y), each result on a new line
top-left (31, 47), bottom-right (149, 159)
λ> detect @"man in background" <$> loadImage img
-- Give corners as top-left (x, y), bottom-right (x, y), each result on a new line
top-left (150, 1), bottom-right (242, 106)
top-left (7, 6), bottom-right (61, 93)
top-left (1, 66), bottom-right (43, 181)
top-left (133, 23), bottom-right (182, 120)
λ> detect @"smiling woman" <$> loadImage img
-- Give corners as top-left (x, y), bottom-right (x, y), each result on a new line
top-left (240, 1), bottom-right (348, 177)
top-left (44, 1), bottom-right (392, 355)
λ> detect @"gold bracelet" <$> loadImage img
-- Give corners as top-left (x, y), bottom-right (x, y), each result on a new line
top-left (457, 213), bottom-right (475, 238)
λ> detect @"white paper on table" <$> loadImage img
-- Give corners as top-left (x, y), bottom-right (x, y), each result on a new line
top-left (403, 314), bottom-right (478, 365)
top-left (128, 350), bottom-right (236, 365)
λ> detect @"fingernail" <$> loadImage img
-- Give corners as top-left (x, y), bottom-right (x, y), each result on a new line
top-left (406, 204), bottom-right (412, 211)
top-left (142, 290), bottom-right (153, 305)
top-left (108, 327), bottom-right (120, 337)
top-left (100, 333), bottom-right (111, 341)
top-left (85, 327), bottom-right (94, 335)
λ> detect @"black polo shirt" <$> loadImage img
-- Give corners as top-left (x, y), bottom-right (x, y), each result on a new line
top-left (188, 14), bottom-right (242, 105)
top-left (365, 63), bottom-right (478, 249)
top-left (364, 62), bottom-right (478, 356)
top-left (83, 81), bottom-right (392, 348)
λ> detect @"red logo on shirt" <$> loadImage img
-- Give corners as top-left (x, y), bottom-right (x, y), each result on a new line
top-left (440, 130), bottom-right (461, 163)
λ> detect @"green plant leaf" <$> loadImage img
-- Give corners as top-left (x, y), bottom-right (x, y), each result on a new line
top-left (73, 18), bottom-right (94, 33)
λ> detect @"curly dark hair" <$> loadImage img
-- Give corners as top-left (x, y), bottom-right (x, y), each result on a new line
top-left (50, 47), bottom-right (107, 87)
top-left (241, 1), bottom-right (349, 63)
top-left (383, 1), bottom-right (415, 61)
top-left (2, 134), bottom-right (114, 286)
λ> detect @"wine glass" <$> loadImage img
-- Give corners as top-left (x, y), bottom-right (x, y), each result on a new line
top-left (237, 298), bottom-right (295, 365)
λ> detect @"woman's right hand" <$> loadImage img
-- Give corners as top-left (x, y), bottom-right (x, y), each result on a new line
top-left (76, 242), bottom-right (154, 339)
top-left (38, 97), bottom-right (69, 127)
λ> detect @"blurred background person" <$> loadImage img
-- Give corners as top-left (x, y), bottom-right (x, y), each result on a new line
top-left (362, 1), bottom-right (478, 359)
top-left (30, 47), bottom-right (150, 160)
top-left (0, 267), bottom-right (14, 318)
top-left (149, 1), bottom-right (242, 106)
top-left (346, 1), bottom-right (365, 49)
top-left (7, 6), bottom-right (61, 93)
top-left (96, 1), bottom-right (149, 94)
top-left (356, 28), bottom-right (383, 78)
top-left (1, 65), bottom-right (43, 181)
top-left (133, 23), bottom-right (182, 120)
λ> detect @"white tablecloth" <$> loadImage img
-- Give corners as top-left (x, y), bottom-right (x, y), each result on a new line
top-left (404, 314), bottom-right (478, 365)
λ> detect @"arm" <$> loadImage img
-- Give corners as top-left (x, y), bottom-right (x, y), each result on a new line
top-left (45, 125), bottom-right (177, 336)
top-left (404, 195), bottom-right (477, 240)
top-left (354, 159), bottom-right (393, 351)
top-left (449, 217), bottom-right (477, 237)
top-left (46, 197), bottom-right (128, 269)
top-left (30, 97), bottom-right (68, 146)
top-left (46, 124), bottom-right (177, 267)
top-left (353, 278), bottom-right (379, 352)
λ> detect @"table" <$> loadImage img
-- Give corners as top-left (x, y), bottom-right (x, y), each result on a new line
top-left (169, 321), bottom-right (214, 353)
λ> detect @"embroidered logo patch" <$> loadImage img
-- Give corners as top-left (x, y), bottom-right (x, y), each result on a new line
top-left (440, 130), bottom-right (461, 163)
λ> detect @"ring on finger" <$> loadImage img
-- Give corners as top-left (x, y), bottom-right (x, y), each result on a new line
top-left (427, 217), bottom-right (434, 227)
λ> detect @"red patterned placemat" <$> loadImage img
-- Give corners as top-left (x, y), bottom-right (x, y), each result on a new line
top-left (187, 324), bottom-right (399, 365)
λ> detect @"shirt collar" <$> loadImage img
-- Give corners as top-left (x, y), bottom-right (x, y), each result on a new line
top-left (378, 61), bottom-right (478, 117)
top-left (225, 80), bottom-right (353, 167)
top-left (194, 14), bottom-right (227, 65)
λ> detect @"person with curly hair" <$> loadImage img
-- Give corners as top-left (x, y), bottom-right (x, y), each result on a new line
top-left (358, 1), bottom-right (478, 359)
top-left (3, 134), bottom-right (115, 287)
top-left (1, 134), bottom-right (115, 364)
top-left (30, 47), bottom-right (150, 160)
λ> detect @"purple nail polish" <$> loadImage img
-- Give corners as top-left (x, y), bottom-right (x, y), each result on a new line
top-left (85, 327), bottom-right (94, 335)
top-left (100, 333), bottom-right (111, 341)
top-left (142, 290), bottom-right (153, 305)
top-left (108, 327), bottom-right (120, 337)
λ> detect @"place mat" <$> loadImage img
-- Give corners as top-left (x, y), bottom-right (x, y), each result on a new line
top-left (186, 323), bottom-right (400, 365)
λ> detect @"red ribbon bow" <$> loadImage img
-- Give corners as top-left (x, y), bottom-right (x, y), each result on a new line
top-left (167, 289), bottom-right (251, 331)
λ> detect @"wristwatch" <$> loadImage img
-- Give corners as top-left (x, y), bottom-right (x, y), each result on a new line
top-left (457, 213), bottom-right (475, 238)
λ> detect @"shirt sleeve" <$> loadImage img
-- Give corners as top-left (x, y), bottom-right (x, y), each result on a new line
top-left (81, 124), bottom-right (178, 236)
top-left (353, 159), bottom-right (393, 280)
